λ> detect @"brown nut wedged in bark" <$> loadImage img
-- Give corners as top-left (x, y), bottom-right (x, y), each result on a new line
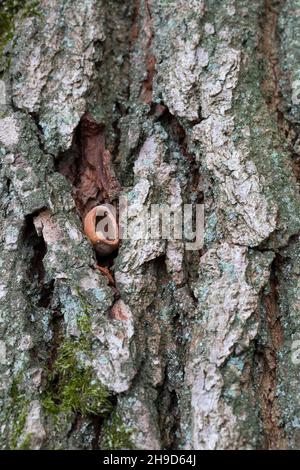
top-left (83, 205), bottom-right (119, 256)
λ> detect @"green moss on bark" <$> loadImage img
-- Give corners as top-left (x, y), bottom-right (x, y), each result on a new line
top-left (6, 373), bottom-right (30, 449)
top-left (42, 338), bottom-right (112, 417)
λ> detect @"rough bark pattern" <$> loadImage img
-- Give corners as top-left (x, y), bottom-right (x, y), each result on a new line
top-left (1, 0), bottom-right (300, 450)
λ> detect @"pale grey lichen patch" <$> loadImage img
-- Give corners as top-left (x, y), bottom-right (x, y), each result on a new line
top-left (153, 0), bottom-right (205, 120)
top-left (193, 117), bottom-right (278, 246)
top-left (92, 301), bottom-right (136, 393)
top-left (33, 209), bottom-right (94, 281)
top-left (159, 35), bottom-right (202, 120)
top-left (3, 222), bottom-right (21, 251)
top-left (118, 131), bottom-right (183, 271)
top-left (115, 265), bottom-right (157, 312)
top-left (117, 386), bottom-right (161, 450)
top-left (193, 243), bottom-right (273, 365)
top-left (122, 126), bottom-right (187, 270)
top-left (22, 400), bottom-right (46, 450)
top-left (11, 0), bottom-right (106, 154)
top-left (186, 362), bottom-right (239, 450)
top-left (0, 341), bottom-right (7, 365)
top-left (134, 135), bottom-right (167, 178)
top-left (0, 115), bottom-right (51, 215)
top-left (0, 284), bottom-right (7, 301)
top-left (34, 210), bottom-right (64, 245)
top-left (183, 243), bottom-right (273, 449)
top-left (18, 335), bottom-right (33, 352)
top-left (166, 240), bottom-right (185, 286)
top-left (190, 37), bottom-right (279, 246)
top-left (0, 116), bottom-right (19, 147)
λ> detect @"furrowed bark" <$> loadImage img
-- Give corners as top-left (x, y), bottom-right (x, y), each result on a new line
top-left (1, 0), bottom-right (300, 450)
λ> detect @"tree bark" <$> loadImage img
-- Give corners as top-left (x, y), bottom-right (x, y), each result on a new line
top-left (1, 0), bottom-right (300, 450)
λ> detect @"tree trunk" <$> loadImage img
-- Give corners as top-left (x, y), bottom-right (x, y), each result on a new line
top-left (1, 0), bottom-right (300, 450)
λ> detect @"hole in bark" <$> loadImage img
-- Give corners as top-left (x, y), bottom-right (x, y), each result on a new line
top-left (55, 112), bottom-right (121, 219)
top-left (56, 113), bottom-right (121, 288)
top-left (23, 212), bottom-right (47, 284)
top-left (23, 213), bottom-right (56, 321)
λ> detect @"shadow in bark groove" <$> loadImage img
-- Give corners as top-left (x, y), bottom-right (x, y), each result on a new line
top-left (256, 254), bottom-right (286, 449)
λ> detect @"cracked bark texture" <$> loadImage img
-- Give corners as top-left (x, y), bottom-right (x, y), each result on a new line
top-left (1, 0), bottom-right (300, 450)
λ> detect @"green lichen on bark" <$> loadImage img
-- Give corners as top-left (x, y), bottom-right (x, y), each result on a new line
top-left (100, 412), bottom-right (134, 450)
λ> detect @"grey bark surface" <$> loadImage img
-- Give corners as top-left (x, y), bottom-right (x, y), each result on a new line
top-left (1, 0), bottom-right (300, 450)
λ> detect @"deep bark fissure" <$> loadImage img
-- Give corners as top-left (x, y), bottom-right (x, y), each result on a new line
top-left (255, 0), bottom-right (300, 448)
top-left (140, 0), bottom-right (155, 105)
top-left (23, 213), bottom-right (47, 285)
top-left (261, 0), bottom-right (300, 185)
top-left (149, 255), bottom-right (182, 449)
top-left (257, 255), bottom-right (286, 449)
top-left (156, 378), bottom-right (180, 450)
top-left (261, 0), bottom-right (284, 119)
top-left (21, 214), bottom-right (63, 406)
